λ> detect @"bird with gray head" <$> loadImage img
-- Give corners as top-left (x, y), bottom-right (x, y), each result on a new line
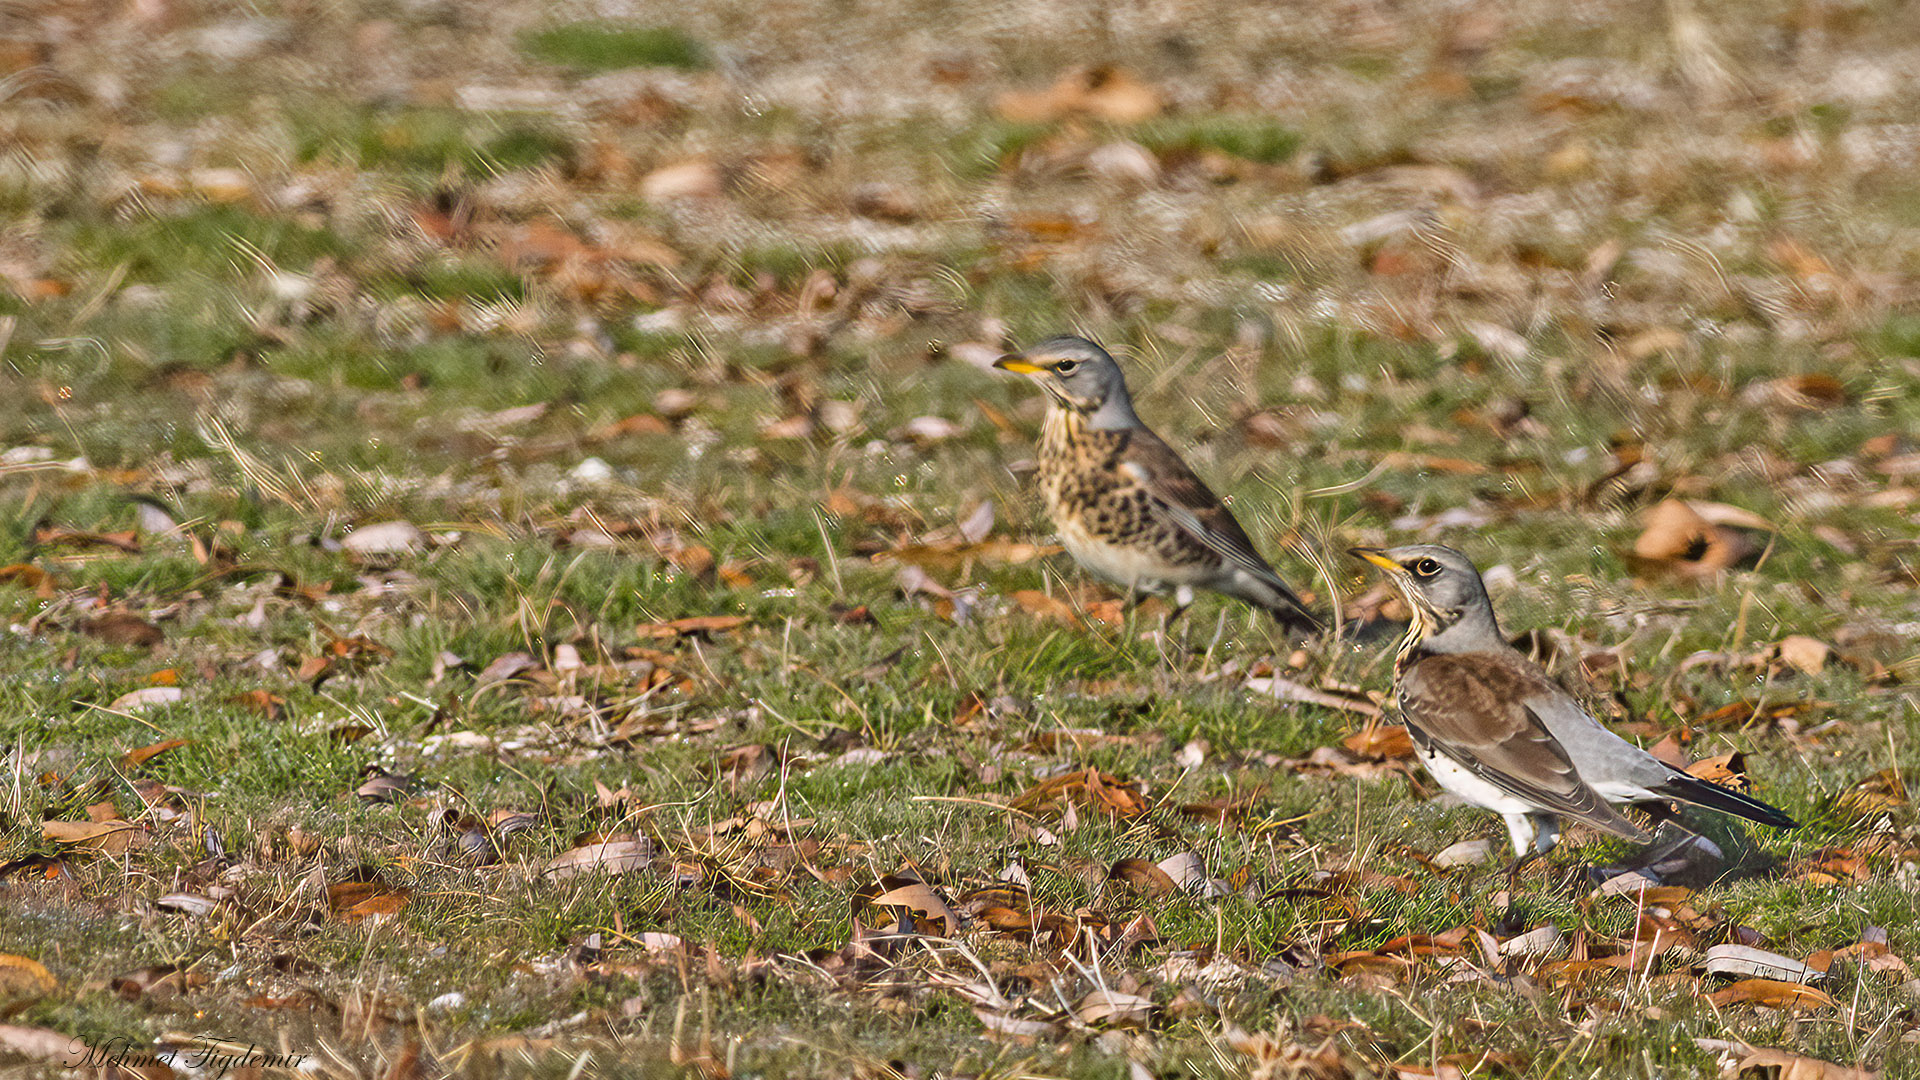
top-left (1351, 543), bottom-right (1795, 857)
top-left (993, 335), bottom-right (1321, 635)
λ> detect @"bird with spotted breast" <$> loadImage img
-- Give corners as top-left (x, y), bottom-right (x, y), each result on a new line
top-left (1351, 544), bottom-right (1796, 857)
top-left (993, 335), bottom-right (1321, 635)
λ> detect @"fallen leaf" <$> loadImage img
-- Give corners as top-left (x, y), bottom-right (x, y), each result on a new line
top-left (1835, 769), bottom-right (1907, 818)
top-left (1775, 635), bottom-right (1832, 675)
top-left (543, 837), bottom-right (656, 879)
top-left (1631, 499), bottom-right (1762, 576)
top-left (642, 159), bottom-right (723, 201)
top-left (1108, 857), bottom-right (1177, 897)
top-left (975, 1007), bottom-right (1061, 1042)
top-left (0, 955), bottom-right (56, 1000)
top-left (868, 880), bottom-right (961, 936)
top-left (636, 615), bottom-right (748, 638)
top-left (1010, 767), bottom-right (1150, 819)
top-left (1695, 1041), bottom-right (1879, 1080)
top-left (0, 1025), bottom-right (76, 1063)
top-left (1705, 978), bottom-right (1835, 1009)
top-left (1685, 752), bottom-right (1752, 791)
top-left (83, 612), bottom-right (164, 648)
top-left (230, 689), bottom-right (287, 721)
top-left (326, 879), bottom-right (410, 922)
top-left (341, 520), bottom-right (424, 557)
top-left (108, 686), bottom-right (183, 712)
top-left (879, 539), bottom-right (1061, 571)
top-left (996, 65), bottom-right (1163, 124)
top-left (1247, 676), bottom-right (1383, 718)
top-left (1072, 988), bottom-right (1154, 1027)
top-left (1343, 724), bottom-right (1414, 759)
top-left (42, 819), bottom-right (141, 851)
top-left (1704, 945), bottom-right (1824, 984)
top-left (121, 737), bottom-right (188, 769)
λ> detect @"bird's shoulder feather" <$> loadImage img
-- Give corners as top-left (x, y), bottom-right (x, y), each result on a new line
top-left (1399, 650), bottom-right (1647, 840)
top-left (1114, 428), bottom-right (1281, 579)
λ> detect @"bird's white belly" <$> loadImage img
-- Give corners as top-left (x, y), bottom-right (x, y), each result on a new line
top-left (1056, 520), bottom-right (1204, 591)
top-left (1420, 747), bottom-right (1538, 816)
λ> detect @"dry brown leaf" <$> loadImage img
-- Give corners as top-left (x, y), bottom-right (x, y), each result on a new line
top-left (1010, 767), bottom-right (1150, 819)
top-left (1072, 988), bottom-right (1154, 1027)
top-left (120, 737), bottom-right (188, 769)
top-left (84, 612), bottom-right (164, 647)
top-left (868, 881), bottom-right (961, 935)
top-left (230, 689), bottom-right (287, 721)
top-left (1713, 1045), bottom-right (1879, 1080)
top-left (1705, 977), bottom-right (1835, 1009)
top-left (1775, 635), bottom-right (1832, 675)
top-left (1226, 1027), bottom-right (1352, 1079)
top-left (35, 528), bottom-right (140, 553)
top-left (636, 615), bottom-right (748, 638)
top-left (0, 563), bottom-right (51, 590)
top-left (878, 539), bottom-right (1061, 571)
top-left (1786, 847), bottom-right (1871, 884)
top-left (974, 1008), bottom-right (1060, 1042)
top-left (543, 837), bottom-right (656, 879)
top-left (1010, 589), bottom-right (1083, 628)
top-left (1247, 675), bottom-right (1383, 718)
top-left (0, 1025), bottom-right (75, 1063)
top-left (0, 955), bottom-right (55, 1000)
top-left (1631, 499), bottom-right (1760, 576)
top-left (1108, 857), bottom-right (1177, 898)
top-left (41, 819), bottom-right (140, 853)
top-left (328, 876), bottom-right (410, 914)
top-left (1343, 724), bottom-right (1415, 759)
top-left (995, 65), bottom-right (1163, 124)
top-left (1835, 769), bottom-right (1908, 818)
top-left (1685, 752), bottom-right (1752, 791)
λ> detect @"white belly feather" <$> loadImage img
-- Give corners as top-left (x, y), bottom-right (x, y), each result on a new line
top-left (1056, 519), bottom-right (1210, 592)
top-left (1419, 746), bottom-right (1538, 817)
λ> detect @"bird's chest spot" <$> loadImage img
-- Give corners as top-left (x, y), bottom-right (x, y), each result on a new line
top-left (1038, 423), bottom-right (1130, 516)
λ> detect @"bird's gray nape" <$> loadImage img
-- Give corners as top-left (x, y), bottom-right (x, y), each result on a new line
top-left (1087, 390), bottom-right (1142, 430)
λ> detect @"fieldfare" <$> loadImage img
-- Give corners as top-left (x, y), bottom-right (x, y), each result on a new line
top-left (1351, 544), bottom-right (1795, 856)
top-left (995, 335), bottom-right (1321, 634)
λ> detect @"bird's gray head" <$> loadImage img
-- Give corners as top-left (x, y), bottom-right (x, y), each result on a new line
top-left (1349, 544), bottom-right (1503, 650)
top-left (993, 335), bottom-right (1140, 428)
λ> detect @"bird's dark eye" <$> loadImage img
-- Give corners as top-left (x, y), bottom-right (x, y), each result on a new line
top-left (1053, 360), bottom-right (1079, 375)
top-left (1412, 558), bottom-right (1442, 577)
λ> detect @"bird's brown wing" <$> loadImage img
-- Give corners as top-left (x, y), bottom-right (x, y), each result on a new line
top-left (1116, 428), bottom-right (1294, 589)
top-left (1399, 652), bottom-right (1648, 841)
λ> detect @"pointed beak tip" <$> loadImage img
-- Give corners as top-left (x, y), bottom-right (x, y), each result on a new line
top-left (993, 355), bottom-right (1043, 374)
top-left (1349, 547), bottom-right (1403, 572)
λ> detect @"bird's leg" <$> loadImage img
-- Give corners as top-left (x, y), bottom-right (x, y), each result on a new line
top-left (1165, 585), bottom-right (1195, 654)
top-left (1502, 814), bottom-right (1537, 859)
top-left (1528, 813), bottom-right (1560, 855)
top-left (1498, 814), bottom-right (1548, 887)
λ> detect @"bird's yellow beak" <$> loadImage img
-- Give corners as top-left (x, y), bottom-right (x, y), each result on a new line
top-left (993, 355), bottom-right (1045, 375)
top-left (1348, 547), bottom-right (1404, 573)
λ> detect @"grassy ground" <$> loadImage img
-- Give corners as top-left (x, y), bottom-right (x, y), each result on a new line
top-left (1, 0), bottom-right (1919, 1076)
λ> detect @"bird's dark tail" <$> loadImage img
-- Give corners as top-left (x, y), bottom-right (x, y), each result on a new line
top-left (1652, 773), bottom-right (1797, 829)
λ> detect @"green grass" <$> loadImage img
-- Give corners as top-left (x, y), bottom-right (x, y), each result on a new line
top-left (518, 22), bottom-right (711, 73)
top-left (0, 0), bottom-right (1917, 1075)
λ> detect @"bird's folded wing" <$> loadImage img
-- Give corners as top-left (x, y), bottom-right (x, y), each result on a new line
top-left (1400, 653), bottom-right (1648, 841)
top-left (1117, 432), bottom-right (1298, 592)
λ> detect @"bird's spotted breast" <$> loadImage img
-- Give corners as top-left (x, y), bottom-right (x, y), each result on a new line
top-left (1035, 408), bottom-right (1214, 581)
